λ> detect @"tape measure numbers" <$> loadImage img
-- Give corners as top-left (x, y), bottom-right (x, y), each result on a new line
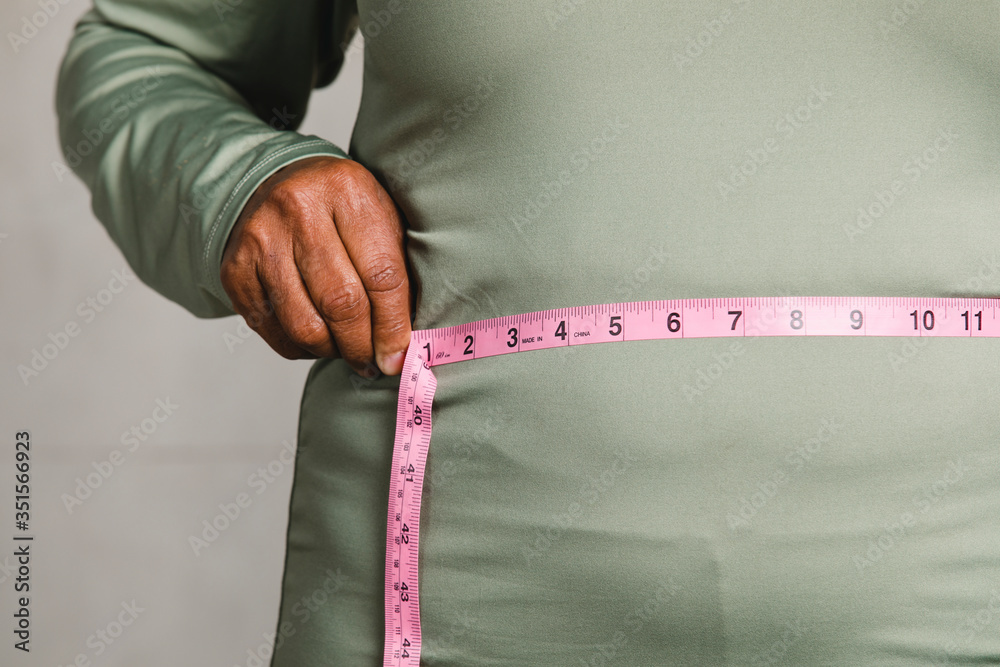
top-left (382, 296), bottom-right (999, 666)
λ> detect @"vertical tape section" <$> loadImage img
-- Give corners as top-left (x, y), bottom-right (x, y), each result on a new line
top-left (383, 296), bottom-right (1000, 664)
top-left (384, 339), bottom-right (436, 667)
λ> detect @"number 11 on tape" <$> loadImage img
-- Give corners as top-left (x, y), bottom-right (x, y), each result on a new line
top-left (383, 296), bottom-right (1000, 665)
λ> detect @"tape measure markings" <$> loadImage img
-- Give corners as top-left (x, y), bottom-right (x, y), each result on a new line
top-left (383, 296), bottom-right (1000, 666)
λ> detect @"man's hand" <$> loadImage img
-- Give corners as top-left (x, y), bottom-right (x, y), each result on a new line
top-left (220, 156), bottom-right (412, 377)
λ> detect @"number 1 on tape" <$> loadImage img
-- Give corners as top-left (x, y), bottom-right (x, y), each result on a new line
top-left (383, 296), bottom-right (999, 665)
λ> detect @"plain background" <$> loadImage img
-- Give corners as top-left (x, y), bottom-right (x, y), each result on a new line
top-left (1, 1), bottom-right (364, 664)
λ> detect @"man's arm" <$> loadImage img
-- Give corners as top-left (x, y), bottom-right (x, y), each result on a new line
top-left (56, 1), bottom-right (413, 375)
top-left (56, 0), bottom-right (357, 318)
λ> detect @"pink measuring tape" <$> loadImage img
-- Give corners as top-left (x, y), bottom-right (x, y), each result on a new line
top-left (382, 296), bottom-right (999, 665)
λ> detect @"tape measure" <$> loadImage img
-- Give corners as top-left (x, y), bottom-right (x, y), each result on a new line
top-left (382, 296), bottom-right (999, 665)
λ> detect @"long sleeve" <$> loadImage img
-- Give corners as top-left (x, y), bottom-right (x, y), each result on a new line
top-left (55, 0), bottom-right (360, 317)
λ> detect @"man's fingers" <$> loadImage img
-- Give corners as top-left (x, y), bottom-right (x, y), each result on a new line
top-left (329, 165), bottom-right (412, 375)
top-left (259, 255), bottom-right (340, 359)
top-left (228, 265), bottom-right (319, 361)
top-left (220, 155), bottom-right (413, 374)
top-left (295, 224), bottom-right (378, 375)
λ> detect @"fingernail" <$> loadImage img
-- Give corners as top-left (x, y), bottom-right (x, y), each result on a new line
top-left (378, 350), bottom-right (406, 376)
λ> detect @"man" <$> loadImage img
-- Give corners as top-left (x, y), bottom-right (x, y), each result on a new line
top-left (58, 1), bottom-right (1000, 664)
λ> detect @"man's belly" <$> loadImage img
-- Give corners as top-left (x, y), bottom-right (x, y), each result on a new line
top-left (274, 2), bottom-right (1000, 661)
top-left (278, 320), bottom-right (1000, 665)
top-left (415, 332), bottom-right (1000, 665)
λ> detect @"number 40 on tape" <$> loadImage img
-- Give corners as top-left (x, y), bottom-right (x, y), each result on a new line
top-left (383, 296), bottom-right (1000, 666)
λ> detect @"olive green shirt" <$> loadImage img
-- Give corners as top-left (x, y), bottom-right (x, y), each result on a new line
top-left (58, 1), bottom-right (1000, 664)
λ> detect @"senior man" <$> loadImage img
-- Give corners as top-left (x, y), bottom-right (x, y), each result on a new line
top-left (58, 1), bottom-right (1000, 664)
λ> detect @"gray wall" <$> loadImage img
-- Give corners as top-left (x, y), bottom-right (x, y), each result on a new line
top-left (0, 1), bottom-right (363, 664)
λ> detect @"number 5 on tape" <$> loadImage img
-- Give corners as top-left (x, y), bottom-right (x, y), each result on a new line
top-left (383, 296), bottom-right (999, 666)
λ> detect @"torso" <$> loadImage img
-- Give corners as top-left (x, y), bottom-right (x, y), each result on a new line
top-left (276, 3), bottom-right (1000, 664)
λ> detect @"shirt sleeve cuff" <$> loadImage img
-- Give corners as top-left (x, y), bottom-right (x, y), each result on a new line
top-left (199, 136), bottom-right (350, 314)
